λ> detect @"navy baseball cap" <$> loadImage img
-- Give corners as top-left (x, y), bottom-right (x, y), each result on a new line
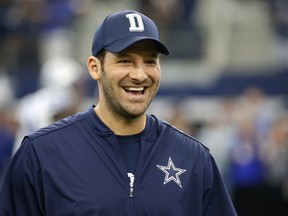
top-left (92, 10), bottom-right (169, 56)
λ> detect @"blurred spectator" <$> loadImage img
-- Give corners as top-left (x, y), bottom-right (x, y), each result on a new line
top-left (230, 119), bottom-right (265, 187)
top-left (232, 117), bottom-right (266, 212)
top-left (236, 87), bottom-right (276, 143)
top-left (259, 117), bottom-right (288, 214)
top-left (225, 87), bottom-right (287, 215)
top-left (13, 57), bottom-right (87, 153)
top-left (228, 115), bottom-right (266, 215)
top-left (261, 118), bottom-right (288, 185)
top-left (198, 97), bottom-right (238, 190)
top-left (191, 86), bottom-right (288, 215)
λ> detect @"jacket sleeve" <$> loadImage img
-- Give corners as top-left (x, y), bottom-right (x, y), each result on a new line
top-left (0, 137), bottom-right (45, 216)
top-left (202, 154), bottom-right (238, 216)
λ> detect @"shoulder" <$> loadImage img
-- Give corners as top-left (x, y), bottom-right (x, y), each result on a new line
top-left (26, 111), bottom-right (85, 141)
top-left (164, 118), bottom-right (208, 145)
top-left (152, 115), bottom-right (210, 154)
top-left (14, 111), bottom-right (88, 164)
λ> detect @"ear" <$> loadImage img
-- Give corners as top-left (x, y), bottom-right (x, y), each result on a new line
top-left (87, 56), bottom-right (101, 80)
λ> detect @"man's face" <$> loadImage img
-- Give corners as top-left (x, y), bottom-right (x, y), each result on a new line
top-left (98, 40), bottom-right (161, 119)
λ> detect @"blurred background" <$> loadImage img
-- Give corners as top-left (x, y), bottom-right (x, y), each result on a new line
top-left (0, 0), bottom-right (288, 215)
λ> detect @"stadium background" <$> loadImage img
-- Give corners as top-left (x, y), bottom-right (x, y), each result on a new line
top-left (0, 0), bottom-right (288, 215)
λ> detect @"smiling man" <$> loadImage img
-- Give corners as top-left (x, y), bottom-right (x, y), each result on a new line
top-left (88, 40), bottom-right (161, 134)
top-left (0, 10), bottom-right (237, 215)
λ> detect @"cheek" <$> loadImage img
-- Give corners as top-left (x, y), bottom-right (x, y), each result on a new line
top-left (152, 69), bottom-right (161, 84)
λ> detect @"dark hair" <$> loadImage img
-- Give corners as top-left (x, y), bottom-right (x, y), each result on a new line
top-left (96, 49), bottom-right (106, 68)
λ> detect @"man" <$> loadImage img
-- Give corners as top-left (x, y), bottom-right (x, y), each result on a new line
top-left (0, 10), bottom-right (237, 215)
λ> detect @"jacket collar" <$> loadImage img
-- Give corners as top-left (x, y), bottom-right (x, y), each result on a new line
top-left (81, 105), bottom-right (163, 142)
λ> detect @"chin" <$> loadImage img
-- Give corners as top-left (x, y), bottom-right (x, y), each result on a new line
top-left (122, 108), bottom-right (146, 119)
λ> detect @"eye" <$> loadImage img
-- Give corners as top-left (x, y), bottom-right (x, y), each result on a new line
top-left (118, 59), bottom-right (131, 64)
top-left (145, 59), bottom-right (157, 65)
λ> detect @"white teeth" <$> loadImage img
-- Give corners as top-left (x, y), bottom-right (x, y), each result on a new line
top-left (127, 87), bottom-right (144, 91)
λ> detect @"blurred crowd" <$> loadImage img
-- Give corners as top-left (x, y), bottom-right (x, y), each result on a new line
top-left (166, 87), bottom-right (288, 215)
top-left (1, 0), bottom-right (288, 215)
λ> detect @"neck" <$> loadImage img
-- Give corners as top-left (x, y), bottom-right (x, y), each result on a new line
top-left (94, 105), bottom-right (146, 135)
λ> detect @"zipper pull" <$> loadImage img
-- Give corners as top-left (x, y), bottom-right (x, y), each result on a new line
top-left (130, 187), bottom-right (134, 198)
top-left (128, 173), bottom-right (135, 198)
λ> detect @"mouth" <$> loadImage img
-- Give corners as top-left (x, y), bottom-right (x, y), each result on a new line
top-left (123, 86), bottom-right (145, 95)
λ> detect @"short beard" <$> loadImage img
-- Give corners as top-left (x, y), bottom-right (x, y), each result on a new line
top-left (97, 51), bottom-right (158, 121)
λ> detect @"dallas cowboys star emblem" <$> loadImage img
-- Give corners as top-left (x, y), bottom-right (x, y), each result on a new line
top-left (156, 157), bottom-right (186, 188)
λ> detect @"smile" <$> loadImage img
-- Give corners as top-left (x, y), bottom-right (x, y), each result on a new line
top-left (124, 87), bottom-right (145, 95)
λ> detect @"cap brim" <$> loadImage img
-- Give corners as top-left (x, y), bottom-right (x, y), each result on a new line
top-left (105, 36), bottom-right (169, 55)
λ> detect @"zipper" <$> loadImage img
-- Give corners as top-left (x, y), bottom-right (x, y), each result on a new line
top-left (130, 186), bottom-right (134, 198)
top-left (111, 135), bottom-right (136, 213)
top-left (111, 134), bottom-right (142, 214)
top-left (128, 172), bottom-right (135, 215)
top-left (128, 172), bottom-right (135, 198)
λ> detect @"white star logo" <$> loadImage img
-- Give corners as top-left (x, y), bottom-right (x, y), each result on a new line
top-left (156, 157), bottom-right (186, 188)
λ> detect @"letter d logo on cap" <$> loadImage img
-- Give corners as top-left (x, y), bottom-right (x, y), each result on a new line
top-left (126, 14), bottom-right (144, 32)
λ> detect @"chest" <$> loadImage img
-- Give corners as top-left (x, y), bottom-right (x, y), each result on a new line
top-left (38, 141), bottom-right (204, 215)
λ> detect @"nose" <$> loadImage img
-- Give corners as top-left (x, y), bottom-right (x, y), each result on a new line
top-left (129, 65), bottom-right (148, 82)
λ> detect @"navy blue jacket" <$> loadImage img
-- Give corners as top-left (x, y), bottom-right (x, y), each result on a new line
top-left (0, 106), bottom-right (237, 215)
